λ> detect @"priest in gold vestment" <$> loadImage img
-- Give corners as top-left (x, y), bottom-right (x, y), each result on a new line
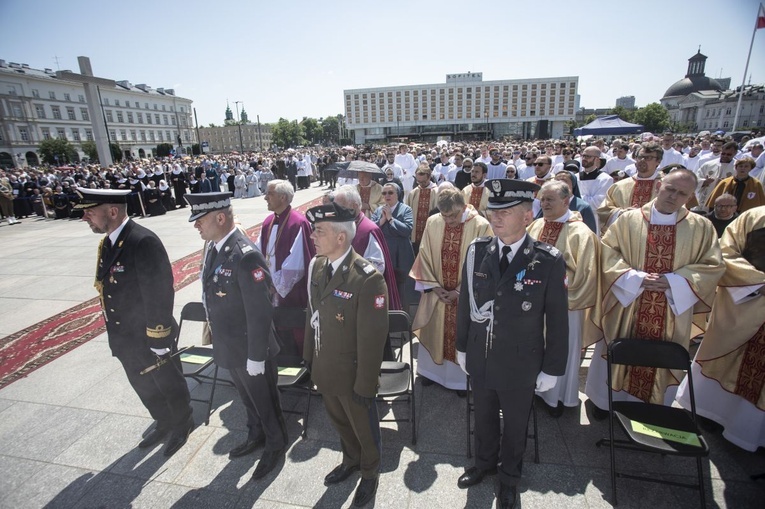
top-left (528, 181), bottom-right (600, 416)
top-left (584, 169), bottom-right (724, 413)
top-left (677, 206), bottom-right (765, 451)
top-left (410, 187), bottom-right (492, 392)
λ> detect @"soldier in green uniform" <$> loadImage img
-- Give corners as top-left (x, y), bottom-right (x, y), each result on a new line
top-left (304, 202), bottom-right (389, 508)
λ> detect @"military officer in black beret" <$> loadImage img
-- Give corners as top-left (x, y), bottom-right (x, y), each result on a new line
top-left (455, 179), bottom-right (568, 509)
top-left (77, 187), bottom-right (193, 457)
top-left (304, 202), bottom-right (389, 508)
top-left (185, 192), bottom-right (287, 480)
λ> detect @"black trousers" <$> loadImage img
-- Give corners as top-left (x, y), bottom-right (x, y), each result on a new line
top-left (228, 360), bottom-right (287, 451)
top-left (322, 394), bottom-right (381, 479)
top-left (472, 383), bottom-right (534, 486)
top-left (116, 347), bottom-right (193, 431)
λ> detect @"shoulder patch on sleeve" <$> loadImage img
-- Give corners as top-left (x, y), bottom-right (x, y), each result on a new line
top-left (471, 236), bottom-right (492, 245)
top-left (535, 241), bottom-right (560, 257)
top-left (252, 268), bottom-right (265, 282)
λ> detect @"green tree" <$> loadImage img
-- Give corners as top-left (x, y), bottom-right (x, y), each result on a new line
top-left (110, 143), bottom-right (123, 162)
top-left (632, 103), bottom-right (670, 133)
top-left (81, 140), bottom-right (98, 161)
top-left (38, 138), bottom-right (77, 165)
top-left (610, 106), bottom-right (634, 123)
top-left (320, 116), bottom-right (341, 145)
top-left (155, 143), bottom-right (174, 157)
top-left (191, 143), bottom-right (201, 156)
top-left (584, 114), bottom-right (597, 125)
top-left (301, 117), bottom-right (323, 144)
top-left (271, 118), bottom-right (306, 148)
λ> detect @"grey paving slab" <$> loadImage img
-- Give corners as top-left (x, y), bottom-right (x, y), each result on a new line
top-left (405, 451), bottom-right (494, 508)
top-left (67, 368), bottom-right (162, 417)
top-left (0, 403), bottom-right (107, 462)
top-left (70, 471), bottom-right (171, 509)
top-left (0, 455), bottom-right (47, 503)
top-left (158, 483), bottom-right (241, 508)
top-left (0, 396), bottom-right (16, 413)
top-left (0, 340), bottom-right (118, 406)
top-left (0, 463), bottom-right (100, 509)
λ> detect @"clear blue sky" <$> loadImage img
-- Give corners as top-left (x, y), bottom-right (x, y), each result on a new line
top-left (2, 0), bottom-right (764, 127)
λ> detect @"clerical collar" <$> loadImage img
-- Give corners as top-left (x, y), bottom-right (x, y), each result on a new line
top-left (215, 226), bottom-right (238, 252)
top-left (635, 171), bottom-right (659, 180)
top-left (734, 175), bottom-right (750, 182)
top-left (579, 168), bottom-right (600, 180)
top-left (548, 209), bottom-right (572, 223)
top-left (650, 205), bottom-right (678, 225)
top-left (274, 206), bottom-right (291, 224)
top-left (473, 181), bottom-right (485, 188)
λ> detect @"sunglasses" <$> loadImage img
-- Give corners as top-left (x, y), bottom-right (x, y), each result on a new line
top-left (534, 162), bottom-right (548, 166)
top-left (382, 191), bottom-right (396, 195)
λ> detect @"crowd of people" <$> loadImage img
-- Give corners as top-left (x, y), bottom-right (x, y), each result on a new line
top-left (6, 130), bottom-right (765, 508)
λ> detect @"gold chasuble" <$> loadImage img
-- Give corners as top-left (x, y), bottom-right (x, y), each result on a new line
top-left (405, 185), bottom-right (437, 244)
top-left (695, 208), bottom-right (765, 410)
top-left (597, 176), bottom-right (660, 235)
top-left (410, 208), bottom-right (492, 363)
top-left (592, 201), bottom-right (724, 403)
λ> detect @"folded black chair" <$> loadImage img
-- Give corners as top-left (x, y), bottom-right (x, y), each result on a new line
top-left (596, 338), bottom-right (709, 507)
top-left (176, 301), bottom-right (233, 426)
top-left (272, 307), bottom-right (313, 439)
top-left (377, 310), bottom-right (417, 445)
top-left (465, 375), bottom-right (538, 463)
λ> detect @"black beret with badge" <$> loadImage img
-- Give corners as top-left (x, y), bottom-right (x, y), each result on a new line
top-left (73, 187), bottom-right (131, 209)
top-left (305, 202), bottom-right (356, 224)
top-left (184, 192), bottom-right (233, 222)
top-left (486, 179), bottom-right (540, 210)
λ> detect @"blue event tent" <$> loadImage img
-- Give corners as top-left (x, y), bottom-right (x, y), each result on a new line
top-left (573, 115), bottom-right (644, 136)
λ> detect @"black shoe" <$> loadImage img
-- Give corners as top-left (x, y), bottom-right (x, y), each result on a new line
top-left (324, 463), bottom-right (360, 485)
top-left (163, 417), bottom-right (194, 457)
top-left (548, 402), bottom-right (565, 418)
top-left (585, 399), bottom-right (609, 421)
top-left (420, 377), bottom-right (434, 387)
top-left (455, 390), bottom-right (467, 398)
top-left (457, 466), bottom-right (497, 489)
top-left (497, 483), bottom-right (518, 509)
top-left (229, 437), bottom-right (265, 458)
top-left (251, 448), bottom-right (284, 480)
top-left (138, 426), bottom-right (168, 449)
top-left (353, 476), bottom-right (379, 507)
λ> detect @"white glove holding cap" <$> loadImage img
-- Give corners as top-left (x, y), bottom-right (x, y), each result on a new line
top-left (246, 359), bottom-right (265, 377)
top-left (456, 351), bottom-right (468, 375)
top-left (150, 347), bottom-right (170, 356)
top-left (535, 371), bottom-right (556, 392)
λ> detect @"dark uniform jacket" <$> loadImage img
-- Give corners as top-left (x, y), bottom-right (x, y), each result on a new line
top-left (98, 219), bottom-right (177, 356)
top-left (203, 229), bottom-right (280, 369)
top-left (456, 235), bottom-right (568, 390)
top-left (304, 249), bottom-right (389, 399)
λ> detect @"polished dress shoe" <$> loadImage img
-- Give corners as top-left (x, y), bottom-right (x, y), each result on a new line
top-left (251, 448), bottom-right (284, 480)
top-left (324, 463), bottom-right (360, 484)
top-left (353, 476), bottom-right (379, 507)
top-left (585, 399), bottom-right (609, 421)
top-left (138, 426), bottom-right (168, 449)
top-left (496, 483), bottom-right (518, 509)
top-left (163, 418), bottom-right (194, 457)
top-left (457, 466), bottom-right (497, 488)
top-left (548, 401), bottom-right (565, 418)
top-left (229, 437), bottom-right (265, 458)
top-left (419, 377), bottom-right (434, 387)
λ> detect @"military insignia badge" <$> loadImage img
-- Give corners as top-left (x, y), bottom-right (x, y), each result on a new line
top-left (242, 245), bottom-right (253, 253)
top-left (252, 268), bottom-right (265, 282)
top-left (515, 281), bottom-right (524, 291)
top-left (335, 313), bottom-right (344, 323)
top-left (523, 247), bottom-right (531, 255)
top-left (522, 301), bottom-right (532, 311)
top-left (374, 294), bottom-right (386, 309)
top-left (748, 192), bottom-right (756, 199)
top-left (363, 264), bottom-right (375, 274)
top-left (492, 180), bottom-right (502, 193)
top-left (216, 290), bottom-right (226, 297)
top-left (333, 289), bottom-right (353, 300)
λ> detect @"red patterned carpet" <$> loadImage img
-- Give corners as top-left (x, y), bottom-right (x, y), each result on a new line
top-left (0, 198), bottom-right (322, 388)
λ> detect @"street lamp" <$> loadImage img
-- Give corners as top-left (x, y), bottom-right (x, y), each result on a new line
top-left (485, 109), bottom-right (489, 141)
top-left (234, 101), bottom-right (244, 153)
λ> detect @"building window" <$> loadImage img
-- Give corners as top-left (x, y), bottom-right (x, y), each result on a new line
top-left (109, 130), bottom-right (117, 140)
top-left (52, 106), bottom-right (62, 119)
top-left (127, 112), bottom-right (133, 123)
top-left (64, 93), bottom-right (71, 101)
top-left (154, 104), bottom-right (158, 110)
top-left (32, 89), bottom-right (40, 98)
top-left (18, 127), bottom-right (29, 141)
top-left (72, 129), bottom-right (81, 141)
top-left (155, 114), bottom-right (160, 124)
top-left (67, 107), bottom-right (76, 120)
top-left (723, 121), bottom-right (729, 128)
top-left (85, 129), bottom-right (93, 141)
top-left (104, 98), bottom-right (110, 106)
top-left (41, 127), bottom-right (51, 140)
top-left (140, 130), bottom-right (147, 141)
top-left (115, 99), bottom-right (120, 106)
top-left (149, 131), bottom-right (155, 142)
top-left (163, 114), bottom-right (169, 125)
top-left (81, 108), bottom-right (89, 121)
top-left (171, 116), bottom-right (176, 125)
top-left (49, 91), bottom-right (56, 99)
top-left (35, 104), bottom-right (46, 118)
top-left (184, 132), bottom-right (190, 142)
top-left (165, 130), bottom-right (171, 141)
top-left (144, 103), bottom-right (149, 109)
top-left (57, 128), bottom-right (66, 139)
top-left (79, 95), bottom-right (85, 103)
top-left (162, 105), bottom-right (166, 111)
top-left (137, 112), bottom-right (144, 123)
top-left (116, 111), bottom-right (124, 123)
top-left (120, 129), bottom-right (127, 141)
top-left (158, 131), bottom-right (164, 142)
top-left (725, 108), bottom-right (731, 115)
top-left (147, 114), bottom-right (152, 124)
top-left (131, 130), bottom-right (137, 141)
top-left (106, 110), bottom-right (113, 122)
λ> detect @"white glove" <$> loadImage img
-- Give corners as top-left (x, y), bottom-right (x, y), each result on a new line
top-left (246, 359), bottom-right (265, 376)
top-left (535, 371), bottom-right (557, 392)
top-left (150, 347), bottom-right (170, 356)
top-left (456, 351), bottom-right (468, 375)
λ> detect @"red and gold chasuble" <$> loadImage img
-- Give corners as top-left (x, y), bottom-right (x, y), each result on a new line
top-left (414, 187), bottom-right (432, 243)
top-left (359, 186), bottom-right (371, 211)
top-left (537, 221), bottom-right (565, 246)
top-left (469, 186), bottom-right (483, 210)
top-left (628, 224), bottom-right (677, 401)
top-left (630, 179), bottom-right (656, 208)
top-left (440, 222), bottom-right (464, 362)
top-left (735, 324), bottom-right (765, 405)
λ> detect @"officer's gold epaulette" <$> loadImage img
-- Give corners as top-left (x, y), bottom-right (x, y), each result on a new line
top-left (470, 236), bottom-right (492, 245)
top-left (354, 258), bottom-right (377, 275)
top-left (534, 241), bottom-right (561, 258)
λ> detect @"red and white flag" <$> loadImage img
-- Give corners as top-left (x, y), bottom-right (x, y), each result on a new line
top-left (758, 3), bottom-right (765, 29)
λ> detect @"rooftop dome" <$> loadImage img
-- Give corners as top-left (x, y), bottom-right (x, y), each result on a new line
top-left (662, 49), bottom-right (724, 98)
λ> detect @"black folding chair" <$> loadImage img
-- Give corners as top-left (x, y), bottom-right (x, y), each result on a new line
top-left (596, 338), bottom-right (709, 507)
top-left (272, 307), bottom-right (313, 439)
top-left (377, 310), bottom-right (417, 445)
top-left (465, 375), bottom-right (539, 463)
top-left (176, 301), bottom-right (232, 426)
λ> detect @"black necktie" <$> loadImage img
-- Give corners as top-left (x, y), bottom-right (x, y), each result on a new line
top-left (205, 245), bottom-right (217, 276)
top-left (326, 263), bottom-right (334, 283)
top-left (500, 245), bottom-right (512, 275)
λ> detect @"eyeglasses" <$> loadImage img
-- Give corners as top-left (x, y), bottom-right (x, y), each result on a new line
top-left (534, 162), bottom-right (548, 166)
top-left (382, 191), bottom-right (396, 195)
top-left (562, 151), bottom-right (572, 155)
top-left (463, 164), bottom-right (473, 169)
top-left (637, 155), bottom-right (657, 160)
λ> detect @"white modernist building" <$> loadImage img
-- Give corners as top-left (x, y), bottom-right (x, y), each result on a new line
top-left (0, 57), bottom-right (195, 168)
top-left (343, 72), bottom-right (579, 144)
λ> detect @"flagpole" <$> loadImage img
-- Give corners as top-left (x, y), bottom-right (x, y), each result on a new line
top-left (731, 3), bottom-right (763, 131)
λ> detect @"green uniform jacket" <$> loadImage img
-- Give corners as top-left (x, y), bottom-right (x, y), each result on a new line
top-left (304, 249), bottom-right (389, 399)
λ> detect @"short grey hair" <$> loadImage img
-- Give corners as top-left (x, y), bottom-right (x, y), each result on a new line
top-left (539, 180), bottom-right (571, 199)
top-left (268, 179), bottom-right (295, 203)
top-left (327, 220), bottom-right (357, 244)
top-left (331, 185), bottom-right (362, 214)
